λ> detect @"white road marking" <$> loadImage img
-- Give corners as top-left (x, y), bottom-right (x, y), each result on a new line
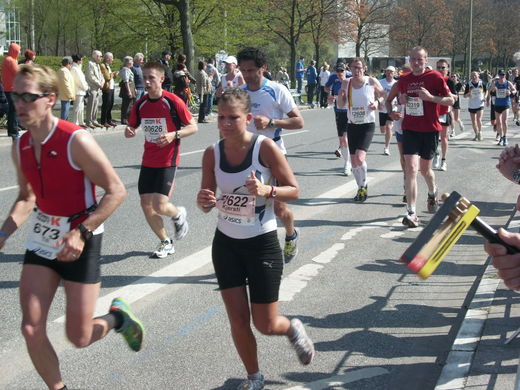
top-left (0, 185), bottom-right (17, 192)
top-left (282, 367), bottom-right (389, 389)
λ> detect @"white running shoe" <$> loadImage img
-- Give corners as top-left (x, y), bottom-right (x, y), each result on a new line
top-left (236, 373), bottom-right (265, 390)
top-left (383, 147), bottom-right (390, 155)
top-left (402, 213), bottom-right (419, 228)
top-left (289, 318), bottom-right (315, 365)
top-left (459, 121), bottom-right (465, 132)
top-left (432, 153), bottom-right (440, 169)
top-left (343, 161), bottom-right (351, 176)
top-left (440, 160), bottom-right (447, 171)
top-left (172, 207), bottom-right (189, 240)
top-left (153, 239), bottom-right (175, 258)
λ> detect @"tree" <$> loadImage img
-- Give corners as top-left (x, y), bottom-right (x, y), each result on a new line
top-left (341, 0), bottom-right (392, 59)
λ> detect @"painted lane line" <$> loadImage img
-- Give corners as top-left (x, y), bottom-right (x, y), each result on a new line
top-left (282, 367), bottom-right (389, 390)
top-left (0, 185), bottom-right (18, 192)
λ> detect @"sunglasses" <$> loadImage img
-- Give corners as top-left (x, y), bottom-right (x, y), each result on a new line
top-left (12, 92), bottom-right (50, 103)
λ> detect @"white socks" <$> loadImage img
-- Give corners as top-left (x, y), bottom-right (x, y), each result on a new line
top-left (352, 161), bottom-right (367, 188)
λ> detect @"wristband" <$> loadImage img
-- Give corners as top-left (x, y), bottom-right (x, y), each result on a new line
top-left (267, 185), bottom-right (277, 199)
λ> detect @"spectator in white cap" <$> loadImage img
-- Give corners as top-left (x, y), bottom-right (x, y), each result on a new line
top-left (216, 55), bottom-right (245, 97)
top-left (379, 65), bottom-right (397, 155)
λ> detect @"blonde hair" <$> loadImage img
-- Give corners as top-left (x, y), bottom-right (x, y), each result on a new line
top-left (219, 88), bottom-right (251, 113)
top-left (16, 64), bottom-right (59, 95)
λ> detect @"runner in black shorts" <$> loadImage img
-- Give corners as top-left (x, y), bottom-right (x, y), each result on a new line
top-left (125, 62), bottom-right (198, 258)
top-left (337, 57), bottom-right (384, 202)
top-left (197, 88), bottom-right (314, 390)
top-left (0, 64), bottom-right (143, 390)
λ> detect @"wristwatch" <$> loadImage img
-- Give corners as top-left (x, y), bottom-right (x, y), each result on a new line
top-left (512, 168), bottom-right (520, 184)
top-left (268, 118), bottom-right (275, 128)
top-left (78, 224), bottom-right (93, 241)
top-left (175, 130), bottom-right (181, 140)
top-left (267, 185), bottom-right (277, 199)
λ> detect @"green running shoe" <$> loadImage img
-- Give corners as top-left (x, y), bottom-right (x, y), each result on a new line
top-left (110, 298), bottom-right (144, 352)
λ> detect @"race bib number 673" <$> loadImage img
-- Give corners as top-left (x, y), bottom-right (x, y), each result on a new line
top-left (25, 210), bottom-right (70, 260)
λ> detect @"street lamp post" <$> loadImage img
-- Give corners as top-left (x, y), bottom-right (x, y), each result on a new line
top-left (468, 0), bottom-right (473, 80)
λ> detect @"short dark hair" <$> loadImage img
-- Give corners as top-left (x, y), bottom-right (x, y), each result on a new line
top-left (143, 62), bottom-right (165, 75)
top-left (72, 54), bottom-right (83, 63)
top-left (236, 47), bottom-right (267, 68)
top-left (198, 61), bottom-right (205, 71)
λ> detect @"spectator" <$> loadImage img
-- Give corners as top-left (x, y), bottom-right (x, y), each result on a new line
top-left (120, 56), bottom-right (136, 125)
top-left (132, 53), bottom-right (145, 99)
top-left (19, 49), bottom-right (36, 65)
top-left (295, 55), bottom-right (305, 93)
top-left (159, 50), bottom-right (174, 91)
top-left (1, 42), bottom-right (21, 140)
top-left (306, 60), bottom-right (317, 108)
top-left (205, 58), bottom-right (219, 115)
top-left (99, 52), bottom-right (118, 127)
top-left (57, 56), bottom-right (76, 120)
top-left (85, 50), bottom-right (104, 128)
top-left (195, 61), bottom-right (211, 123)
top-left (70, 54), bottom-right (89, 127)
top-left (319, 63), bottom-right (330, 108)
top-left (173, 63), bottom-right (190, 104)
top-left (216, 55), bottom-right (245, 97)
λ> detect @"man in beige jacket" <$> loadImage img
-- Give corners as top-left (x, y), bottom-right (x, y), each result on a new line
top-left (85, 50), bottom-right (104, 128)
top-left (57, 56), bottom-right (76, 120)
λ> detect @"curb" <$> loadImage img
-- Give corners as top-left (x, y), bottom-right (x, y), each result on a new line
top-left (434, 210), bottom-right (520, 389)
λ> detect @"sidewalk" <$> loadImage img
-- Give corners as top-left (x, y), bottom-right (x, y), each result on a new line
top-left (435, 210), bottom-right (520, 390)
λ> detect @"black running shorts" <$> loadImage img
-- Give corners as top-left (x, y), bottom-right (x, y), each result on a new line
top-left (346, 122), bottom-right (375, 155)
top-left (402, 130), bottom-right (438, 160)
top-left (335, 111), bottom-right (348, 136)
top-left (212, 229), bottom-right (283, 304)
top-left (378, 112), bottom-right (393, 126)
top-left (24, 233), bottom-right (103, 284)
top-left (468, 107), bottom-right (483, 114)
top-left (494, 105), bottom-right (510, 114)
top-left (439, 113), bottom-right (452, 127)
top-left (138, 166), bottom-right (177, 196)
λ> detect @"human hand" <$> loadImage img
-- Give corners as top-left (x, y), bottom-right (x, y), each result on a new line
top-left (125, 126), bottom-right (136, 138)
top-left (245, 171), bottom-right (269, 197)
top-left (485, 228), bottom-right (520, 290)
top-left (56, 229), bottom-right (85, 262)
top-left (197, 188), bottom-right (216, 211)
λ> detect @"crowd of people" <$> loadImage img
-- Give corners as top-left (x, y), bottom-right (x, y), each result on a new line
top-left (0, 42), bottom-right (520, 390)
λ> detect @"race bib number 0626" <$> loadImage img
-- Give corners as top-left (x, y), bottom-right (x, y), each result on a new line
top-left (143, 118), bottom-right (167, 143)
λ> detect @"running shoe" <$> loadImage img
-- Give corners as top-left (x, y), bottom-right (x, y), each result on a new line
top-left (236, 374), bottom-right (265, 390)
top-left (459, 121), bottom-right (465, 132)
top-left (449, 129), bottom-right (455, 139)
top-left (383, 147), bottom-right (390, 156)
top-left (334, 148), bottom-right (342, 158)
top-left (477, 132), bottom-right (482, 141)
top-left (289, 318), bottom-right (315, 365)
top-left (402, 212), bottom-right (419, 228)
top-left (440, 160), bottom-right (447, 171)
top-left (497, 137), bottom-right (503, 146)
top-left (496, 133), bottom-right (500, 141)
top-left (427, 192), bottom-right (439, 213)
top-left (503, 137), bottom-right (508, 146)
top-left (284, 229), bottom-right (299, 263)
top-left (172, 207), bottom-right (189, 240)
top-left (516, 120), bottom-right (520, 126)
top-left (432, 153), bottom-right (440, 169)
top-left (153, 239), bottom-right (175, 258)
top-left (343, 161), bottom-right (351, 176)
top-left (472, 135), bottom-right (478, 141)
top-left (354, 186), bottom-right (368, 202)
top-left (110, 298), bottom-right (145, 352)
top-left (402, 194), bottom-right (407, 203)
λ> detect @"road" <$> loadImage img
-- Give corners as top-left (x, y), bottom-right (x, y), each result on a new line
top-left (0, 100), bottom-right (518, 389)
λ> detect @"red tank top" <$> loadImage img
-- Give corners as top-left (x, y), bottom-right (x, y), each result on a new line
top-left (18, 120), bottom-right (96, 226)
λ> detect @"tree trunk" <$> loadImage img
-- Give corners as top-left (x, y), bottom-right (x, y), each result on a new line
top-left (173, 0), bottom-right (195, 75)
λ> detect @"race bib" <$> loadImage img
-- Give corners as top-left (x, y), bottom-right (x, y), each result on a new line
top-left (143, 118), bottom-right (167, 143)
top-left (216, 193), bottom-right (256, 226)
top-left (351, 106), bottom-right (366, 124)
top-left (25, 210), bottom-right (70, 260)
top-left (496, 89), bottom-right (507, 99)
top-left (471, 88), bottom-right (481, 97)
top-left (406, 97), bottom-right (424, 116)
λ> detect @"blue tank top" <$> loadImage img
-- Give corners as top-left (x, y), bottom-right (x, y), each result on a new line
top-left (494, 81), bottom-right (511, 107)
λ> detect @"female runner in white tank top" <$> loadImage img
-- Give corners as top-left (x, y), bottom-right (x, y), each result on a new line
top-left (338, 58), bottom-right (384, 202)
top-left (196, 88), bottom-right (314, 390)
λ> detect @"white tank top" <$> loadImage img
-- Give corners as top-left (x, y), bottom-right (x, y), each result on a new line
top-left (467, 80), bottom-right (485, 109)
top-left (379, 78), bottom-right (396, 114)
top-left (347, 76), bottom-right (376, 124)
top-left (221, 71), bottom-right (242, 91)
top-left (214, 135), bottom-right (277, 239)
